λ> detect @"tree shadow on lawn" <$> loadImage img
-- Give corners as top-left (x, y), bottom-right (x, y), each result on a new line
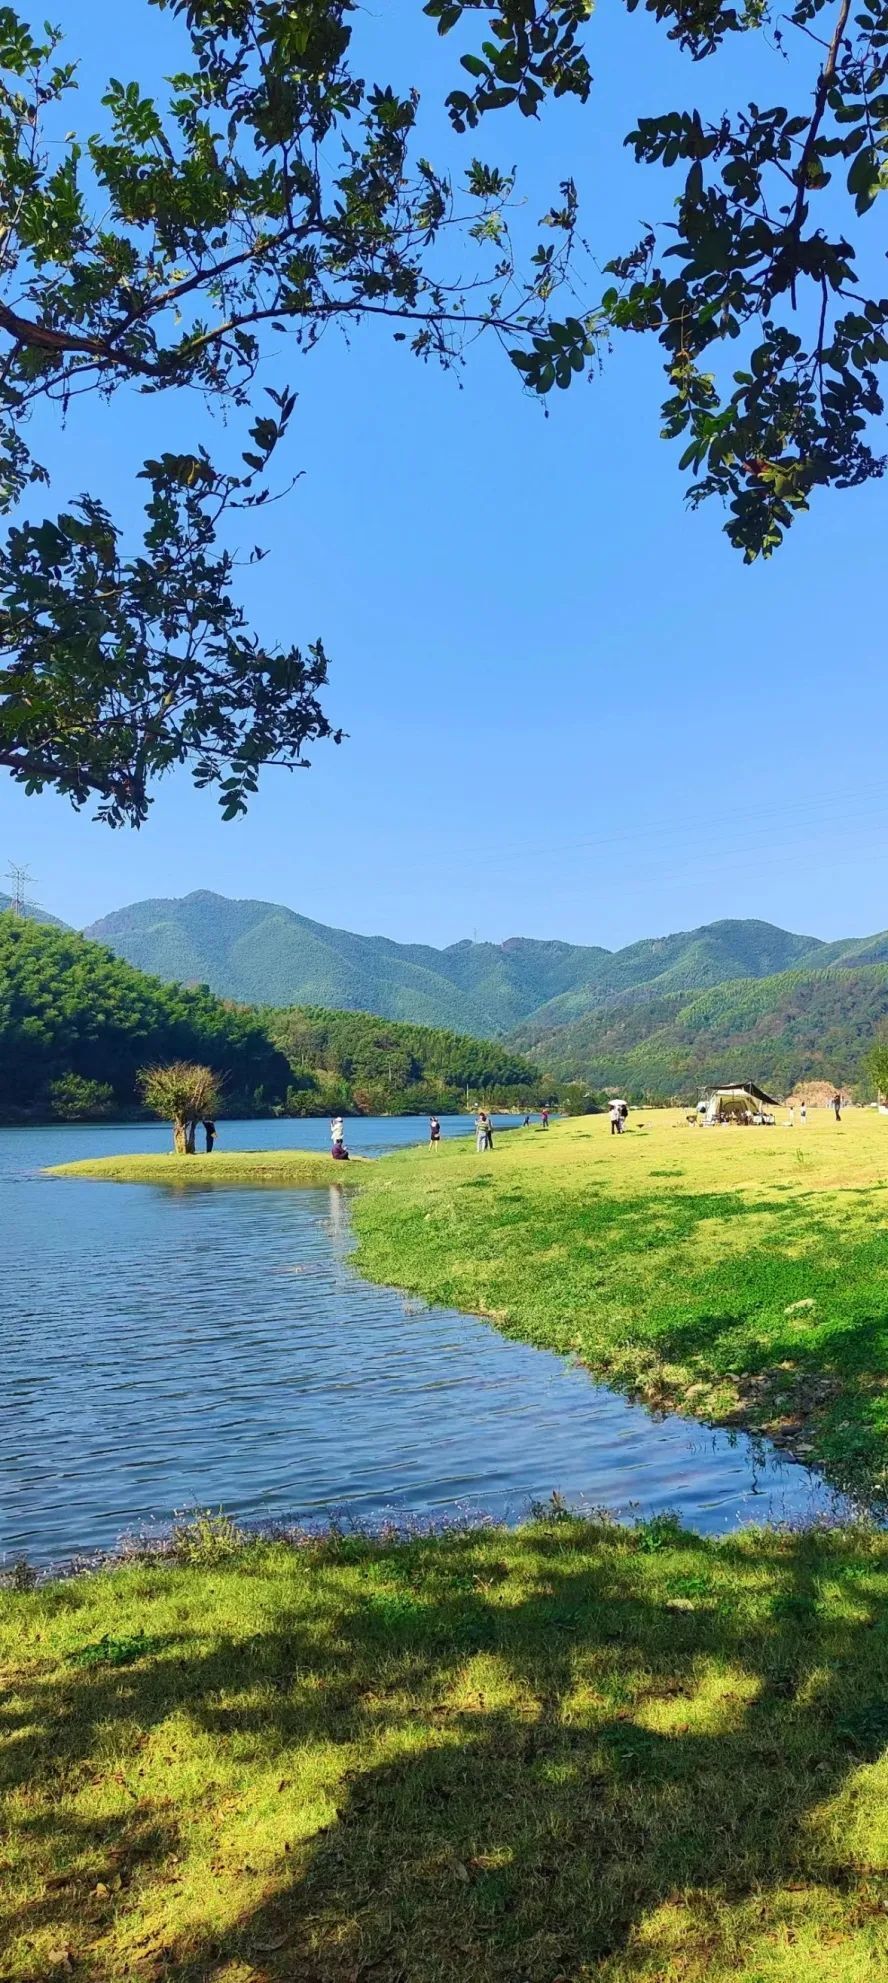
top-left (5, 1523), bottom-right (888, 1981)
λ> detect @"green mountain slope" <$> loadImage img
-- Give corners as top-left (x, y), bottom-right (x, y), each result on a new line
top-left (521, 965), bottom-right (888, 1100)
top-left (523, 919), bottom-right (823, 1033)
top-left (86, 893), bottom-right (609, 1033)
top-left (269, 1006), bottom-right (538, 1114)
top-left (86, 894), bottom-right (825, 1036)
top-left (797, 930), bottom-right (888, 970)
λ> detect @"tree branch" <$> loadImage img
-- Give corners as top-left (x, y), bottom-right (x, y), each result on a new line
top-left (0, 298), bottom-right (156, 374)
top-left (787, 0), bottom-right (853, 305)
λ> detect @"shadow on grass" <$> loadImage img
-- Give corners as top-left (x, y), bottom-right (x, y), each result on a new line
top-left (4, 1520), bottom-right (888, 1980)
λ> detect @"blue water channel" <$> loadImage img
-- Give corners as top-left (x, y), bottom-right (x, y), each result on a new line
top-left (1, 1116), bottom-right (850, 1568)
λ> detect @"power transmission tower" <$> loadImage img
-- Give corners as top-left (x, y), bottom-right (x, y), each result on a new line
top-left (4, 862), bottom-right (35, 916)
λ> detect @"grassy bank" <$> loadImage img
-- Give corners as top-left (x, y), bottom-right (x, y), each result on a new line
top-left (352, 1110), bottom-right (888, 1502)
top-left (4, 1515), bottom-right (888, 1983)
top-left (45, 1149), bottom-right (366, 1186)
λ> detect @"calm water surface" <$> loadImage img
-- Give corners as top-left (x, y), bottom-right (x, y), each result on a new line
top-left (2, 1117), bottom-right (848, 1567)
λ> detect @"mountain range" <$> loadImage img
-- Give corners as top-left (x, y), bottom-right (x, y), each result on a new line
top-left (86, 893), bottom-right (613, 1033)
top-left (84, 892), bottom-right (866, 1026)
top-left (0, 886), bottom-right (867, 1100)
top-left (76, 891), bottom-right (888, 1095)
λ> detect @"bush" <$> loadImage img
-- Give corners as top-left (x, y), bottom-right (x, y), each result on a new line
top-left (46, 1074), bottom-right (116, 1120)
top-left (171, 1509), bottom-right (245, 1565)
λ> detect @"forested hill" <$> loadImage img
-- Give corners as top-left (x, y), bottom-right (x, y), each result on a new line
top-left (520, 965), bottom-right (888, 1101)
top-left (86, 891), bottom-right (606, 1032)
top-left (0, 917), bottom-right (539, 1120)
top-left (85, 891), bottom-right (839, 1033)
top-left (267, 1006), bottom-right (537, 1116)
top-left (0, 917), bottom-right (291, 1120)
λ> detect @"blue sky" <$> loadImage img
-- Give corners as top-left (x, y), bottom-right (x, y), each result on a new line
top-left (2, 0), bottom-right (886, 950)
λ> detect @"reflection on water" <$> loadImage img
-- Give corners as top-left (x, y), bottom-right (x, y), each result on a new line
top-left (1, 1121), bottom-right (851, 1568)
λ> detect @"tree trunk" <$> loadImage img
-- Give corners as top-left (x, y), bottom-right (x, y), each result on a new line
top-left (185, 1119), bottom-right (197, 1154)
top-left (173, 1117), bottom-right (187, 1154)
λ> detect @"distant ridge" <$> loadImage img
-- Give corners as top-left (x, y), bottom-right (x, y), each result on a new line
top-left (85, 891), bottom-right (611, 1035)
top-left (84, 890), bottom-right (842, 1037)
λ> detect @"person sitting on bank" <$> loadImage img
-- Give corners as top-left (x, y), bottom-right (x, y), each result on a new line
top-left (331, 1138), bottom-right (350, 1161)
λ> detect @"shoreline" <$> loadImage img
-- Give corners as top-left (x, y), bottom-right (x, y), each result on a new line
top-left (348, 1111), bottom-right (888, 1512)
top-left (43, 1111), bottom-right (888, 1512)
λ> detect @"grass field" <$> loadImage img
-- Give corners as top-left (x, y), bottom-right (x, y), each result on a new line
top-left (4, 1514), bottom-right (888, 1983)
top-left (352, 1109), bottom-right (888, 1504)
top-left (45, 1149), bottom-right (366, 1186)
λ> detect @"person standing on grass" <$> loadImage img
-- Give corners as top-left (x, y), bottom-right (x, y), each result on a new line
top-left (609, 1101), bottom-right (623, 1136)
top-left (541, 1105), bottom-right (550, 1129)
top-left (429, 1115), bottom-right (441, 1150)
top-left (331, 1115), bottom-right (344, 1149)
top-left (786, 1102), bottom-right (795, 1128)
top-left (203, 1120), bottom-right (217, 1153)
top-left (833, 1092), bottom-right (842, 1122)
top-left (475, 1110), bottom-right (492, 1153)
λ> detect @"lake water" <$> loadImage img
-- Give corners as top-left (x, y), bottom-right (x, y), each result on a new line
top-left (1, 1117), bottom-right (850, 1569)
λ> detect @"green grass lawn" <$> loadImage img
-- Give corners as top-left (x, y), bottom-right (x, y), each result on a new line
top-left (351, 1110), bottom-right (888, 1504)
top-left (4, 1515), bottom-right (888, 1983)
top-left (44, 1149), bottom-right (366, 1186)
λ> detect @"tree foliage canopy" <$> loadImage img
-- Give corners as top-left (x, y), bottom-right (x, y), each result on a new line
top-left (140, 1058), bottom-right (222, 1149)
top-left (868, 1031), bottom-right (888, 1097)
top-left (1, 0), bottom-right (885, 820)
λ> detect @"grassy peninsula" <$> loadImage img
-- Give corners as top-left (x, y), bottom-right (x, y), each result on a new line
top-left (5, 1514), bottom-right (888, 1983)
top-left (45, 1148), bottom-right (364, 1185)
top-left (352, 1108), bottom-right (888, 1504)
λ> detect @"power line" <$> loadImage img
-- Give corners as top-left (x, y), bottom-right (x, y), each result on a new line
top-left (343, 783), bottom-right (888, 891)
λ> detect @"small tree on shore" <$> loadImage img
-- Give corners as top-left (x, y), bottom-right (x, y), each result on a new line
top-left (867, 1036), bottom-right (888, 1107)
top-left (139, 1062), bottom-right (221, 1155)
